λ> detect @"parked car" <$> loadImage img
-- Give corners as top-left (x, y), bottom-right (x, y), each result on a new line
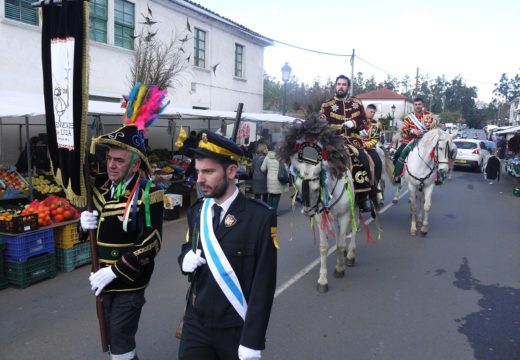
top-left (453, 139), bottom-right (490, 171)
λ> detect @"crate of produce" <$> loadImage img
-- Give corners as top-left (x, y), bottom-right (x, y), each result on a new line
top-left (54, 222), bottom-right (80, 249)
top-left (6, 252), bottom-right (56, 288)
top-left (0, 213), bottom-right (38, 233)
top-left (2, 228), bottom-right (54, 263)
top-left (0, 169), bottom-right (30, 200)
top-left (55, 241), bottom-right (91, 272)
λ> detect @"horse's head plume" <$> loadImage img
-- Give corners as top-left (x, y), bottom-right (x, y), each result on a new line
top-left (277, 113), bottom-right (349, 178)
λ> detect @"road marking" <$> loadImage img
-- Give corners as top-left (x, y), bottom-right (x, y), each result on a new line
top-left (274, 189), bottom-right (409, 298)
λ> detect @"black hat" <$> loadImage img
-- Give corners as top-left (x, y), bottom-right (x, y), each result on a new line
top-left (192, 130), bottom-right (243, 162)
top-left (90, 124), bottom-right (152, 173)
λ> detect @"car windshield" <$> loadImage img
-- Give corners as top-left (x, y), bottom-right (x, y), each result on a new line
top-left (454, 141), bottom-right (477, 149)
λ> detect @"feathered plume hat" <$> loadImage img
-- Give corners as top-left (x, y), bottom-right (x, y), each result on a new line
top-left (90, 82), bottom-right (170, 173)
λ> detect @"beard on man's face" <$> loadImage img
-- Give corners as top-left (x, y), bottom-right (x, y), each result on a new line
top-left (335, 89), bottom-right (347, 98)
top-left (206, 175), bottom-right (229, 199)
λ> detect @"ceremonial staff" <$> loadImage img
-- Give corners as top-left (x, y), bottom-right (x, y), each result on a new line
top-left (84, 153), bottom-right (109, 352)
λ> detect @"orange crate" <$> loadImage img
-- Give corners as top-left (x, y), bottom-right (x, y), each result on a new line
top-left (54, 223), bottom-right (80, 249)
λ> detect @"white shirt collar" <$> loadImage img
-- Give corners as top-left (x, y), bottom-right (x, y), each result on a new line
top-left (213, 187), bottom-right (239, 222)
top-left (110, 173), bottom-right (137, 197)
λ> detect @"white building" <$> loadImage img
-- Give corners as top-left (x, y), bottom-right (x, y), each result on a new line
top-left (357, 88), bottom-right (413, 129)
top-left (0, 0), bottom-right (272, 110)
top-left (508, 97), bottom-right (520, 126)
top-left (0, 0), bottom-right (275, 164)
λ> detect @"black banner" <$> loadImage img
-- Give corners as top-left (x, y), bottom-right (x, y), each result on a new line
top-left (41, 0), bottom-right (88, 207)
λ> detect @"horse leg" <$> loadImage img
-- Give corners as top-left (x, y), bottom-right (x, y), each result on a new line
top-left (408, 185), bottom-right (417, 236)
top-left (317, 226), bottom-right (329, 293)
top-left (392, 182), bottom-right (402, 204)
top-left (334, 218), bottom-right (347, 278)
top-left (346, 225), bottom-right (357, 267)
top-left (420, 185), bottom-right (434, 236)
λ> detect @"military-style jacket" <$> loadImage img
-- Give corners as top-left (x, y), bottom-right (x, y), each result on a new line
top-left (362, 120), bottom-right (382, 150)
top-left (401, 111), bottom-right (436, 144)
top-left (92, 173), bottom-right (164, 292)
top-left (179, 193), bottom-right (277, 350)
top-left (320, 96), bottom-right (367, 147)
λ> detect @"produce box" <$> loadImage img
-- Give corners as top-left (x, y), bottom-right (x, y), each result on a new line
top-left (55, 242), bottom-right (91, 272)
top-left (0, 213), bottom-right (38, 233)
top-left (0, 169), bottom-right (30, 200)
top-left (2, 228), bottom-right (54, 263)
top-left (54, 223), bottom-right (80, 249)
top-left (5, 252), bottom-right (56, 288)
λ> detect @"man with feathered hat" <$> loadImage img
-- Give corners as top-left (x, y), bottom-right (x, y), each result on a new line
top-left (80, 83), bottom-right (167, 360)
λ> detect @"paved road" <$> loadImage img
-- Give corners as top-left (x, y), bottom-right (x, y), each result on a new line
top-left (1, 168), bottom-right (519, 360)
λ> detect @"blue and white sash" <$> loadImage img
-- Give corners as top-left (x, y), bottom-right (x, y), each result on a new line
top-left (199, 198), bottom-right (247, 320)
top-left (408, 113), bottom-right (427, 132)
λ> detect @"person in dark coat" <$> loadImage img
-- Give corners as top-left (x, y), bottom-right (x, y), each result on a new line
top-left (178, 130), bottom-right (278, 360)
top-left (251, 143), bottom-right (268, 202)
top-left (484, 151), bottom-right (501, 184)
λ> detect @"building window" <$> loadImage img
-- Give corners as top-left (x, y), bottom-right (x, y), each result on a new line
top-left (5, 0), bottom-right (38, 25)
top-left (234, 43), bottom-right (244, 78)
top-left (194, 28), bottom-right (206, 68)
top-left (114, 0), bottom-right (134, 50)
top-left (89, 0), bottom-right (107, 43)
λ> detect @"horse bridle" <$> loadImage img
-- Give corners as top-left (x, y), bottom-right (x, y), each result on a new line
top-left (296, 171), bottom-right (344, 216)
top-left (406, 135), bottom-right (448, 192)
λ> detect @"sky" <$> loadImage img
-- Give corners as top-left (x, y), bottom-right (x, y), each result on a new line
top-left (194, 0), bottom-right (519, 103)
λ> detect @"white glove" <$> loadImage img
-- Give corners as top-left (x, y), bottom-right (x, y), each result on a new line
top-left (80, 210), bottom-right (98, 230)
top-left (359, 129), bottom-right (368, 137)
top-left (344, 120), bottom-right (355, 128)
top-left (238, 345), bottom-right (261, 360)
top-left (182, 249), bottom-right (206, 273)
top-left (89, 267), bottom-right (117, 296)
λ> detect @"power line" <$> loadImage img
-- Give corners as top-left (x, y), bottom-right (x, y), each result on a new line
top-left (272, 38), bottom-right (352, 57)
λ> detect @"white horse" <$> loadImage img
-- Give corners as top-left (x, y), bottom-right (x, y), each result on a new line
top-left (278, 117), bottom-right (357, 293)
top-left (385, 132), bottom-right (406, 204)
top-left (404, 128), bottom-right (453, 236)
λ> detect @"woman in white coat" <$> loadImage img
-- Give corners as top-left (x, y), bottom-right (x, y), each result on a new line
top-left (261, 147), bottom-right (289, 210)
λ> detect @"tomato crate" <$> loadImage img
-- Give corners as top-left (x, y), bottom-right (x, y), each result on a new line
top-left (2, 228), bottom-right (54, 263)
top-left (54, 223), bottom-right (80, 249)
top-left (0, 213), bottom-right (38, 233)
top-left (6, 253), bottom-right (56, 288)
top-left (55, 242), bottom-right (91, 272)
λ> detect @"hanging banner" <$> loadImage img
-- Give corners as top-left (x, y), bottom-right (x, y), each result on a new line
top-left (41, 0), bottom-right (89, 207)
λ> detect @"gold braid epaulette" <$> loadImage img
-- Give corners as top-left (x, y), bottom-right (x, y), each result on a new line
top-left (148, 189), bottom-right (165, 205)
top-left (322, 99), bottom-right (337, 107)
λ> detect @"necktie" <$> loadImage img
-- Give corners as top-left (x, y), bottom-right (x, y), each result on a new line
top-left (212, 204), bottom-right (222, 231)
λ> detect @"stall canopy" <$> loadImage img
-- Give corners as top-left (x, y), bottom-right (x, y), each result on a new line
top-left (496, 125), bottom-right (520, 135)
top-left (0, 90), bottom-right (296, 123)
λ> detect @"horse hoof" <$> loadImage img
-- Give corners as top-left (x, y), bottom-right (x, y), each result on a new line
top-left (334, 269), bottom-right (345, 278)
top-left (346, 258), bottom-right (356, 267)
top-left (420, 231), bottom-right (428, 237)
top-left (410, 230), bottom-right (417, 236)
top-left (317, 283), bottom-right (329, 293)
top-left (392, 199), bottom-right (398, 204)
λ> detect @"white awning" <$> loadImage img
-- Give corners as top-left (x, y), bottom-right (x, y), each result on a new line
top-left (0, 90), bottom-right (296, 124)
top-left (496, 125), bottom-right (520, 134)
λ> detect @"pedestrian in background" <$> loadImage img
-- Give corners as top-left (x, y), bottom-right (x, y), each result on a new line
top-left (261, 145), bottom-right (289, 211)
top-left (251, 143), bottom-right (268, 202)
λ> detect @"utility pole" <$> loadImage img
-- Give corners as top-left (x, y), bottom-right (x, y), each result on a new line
top-left (350, 49), bottom-right (355, 96)
top-left (414, 67), bottom-right (419, 98)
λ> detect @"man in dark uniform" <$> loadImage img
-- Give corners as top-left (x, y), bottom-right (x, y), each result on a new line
top-left (178, 130), bottom-right (278, 360)
top-left (320, 74), bottom-right (372, 212)
top-left (80, 84), bottom-right (166, 360)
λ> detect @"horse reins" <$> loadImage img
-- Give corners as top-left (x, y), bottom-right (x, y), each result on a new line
top-left (406, 135), bottom-right (442, 192)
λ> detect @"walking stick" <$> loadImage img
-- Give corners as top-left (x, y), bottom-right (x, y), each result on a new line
top-left (84, 153), bottom-right (109, 352)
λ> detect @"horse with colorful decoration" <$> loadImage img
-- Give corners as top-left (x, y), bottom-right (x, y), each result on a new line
top-left (277, 115), bottom-right (360, 293)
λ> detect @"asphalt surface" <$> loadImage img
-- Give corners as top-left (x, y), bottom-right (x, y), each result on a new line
top-left (1, 166), bottom-right (519, 360)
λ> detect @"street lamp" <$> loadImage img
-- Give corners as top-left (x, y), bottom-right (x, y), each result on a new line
top-left (391, 104), bottom-right (396, 129)
top-left (281, 62), bottom-right (292, 116)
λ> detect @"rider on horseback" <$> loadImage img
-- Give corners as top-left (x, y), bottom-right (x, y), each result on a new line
top-left (393, 97), bottom-right (436, 183)
top-left (320, 75), bottom-right (372, 213)
top-left (361, 104), bottom-right (383, 205)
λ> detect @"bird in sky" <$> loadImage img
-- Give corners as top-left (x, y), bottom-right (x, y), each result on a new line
top-left (211, 63), bottom-right (220, 76)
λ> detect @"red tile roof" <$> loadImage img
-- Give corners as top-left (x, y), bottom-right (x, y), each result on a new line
top-left (356, 88), bottom-right (407, 100)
